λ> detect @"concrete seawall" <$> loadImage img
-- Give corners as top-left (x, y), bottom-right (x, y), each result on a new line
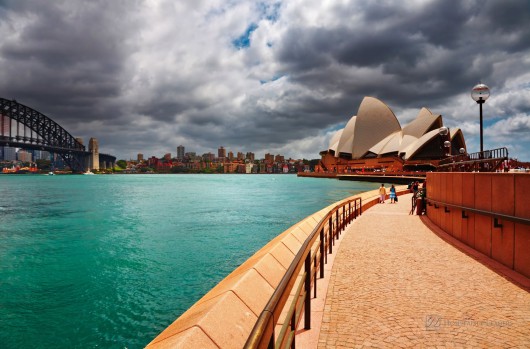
top-left (146, 185), bottom-right (408, 348)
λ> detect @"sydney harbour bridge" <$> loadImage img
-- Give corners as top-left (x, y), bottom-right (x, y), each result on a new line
top-left (0, 98), bottom-right (116, 172)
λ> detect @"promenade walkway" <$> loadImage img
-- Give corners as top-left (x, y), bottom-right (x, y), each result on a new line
top-left (316, 193), bottom-right (530, 348)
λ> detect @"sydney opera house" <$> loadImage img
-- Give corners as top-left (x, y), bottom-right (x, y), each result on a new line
top-left (317, 97), bottom-right (466, 173)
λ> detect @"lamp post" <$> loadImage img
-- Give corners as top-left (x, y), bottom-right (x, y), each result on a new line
top-left (471, 83), bottom-right (490, 153)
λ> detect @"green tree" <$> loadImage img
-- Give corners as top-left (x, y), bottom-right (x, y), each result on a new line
top-left (36, 159), bottom-right (51, 171)
top-left (116, 160), bottom-right (127, 169)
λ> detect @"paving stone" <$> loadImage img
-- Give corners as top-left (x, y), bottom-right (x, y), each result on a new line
top-left (316, 194), bottom-right (530, 348)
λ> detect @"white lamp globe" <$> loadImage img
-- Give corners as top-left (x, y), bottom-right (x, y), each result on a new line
top-left (471, 83), bottom-right (490, 102)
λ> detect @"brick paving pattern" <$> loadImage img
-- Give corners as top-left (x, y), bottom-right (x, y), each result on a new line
top-left (318, 193), bottom-right (530, 348)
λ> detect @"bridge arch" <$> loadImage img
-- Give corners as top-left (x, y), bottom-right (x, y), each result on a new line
top-left (0, 98), bottom-right (114, 172)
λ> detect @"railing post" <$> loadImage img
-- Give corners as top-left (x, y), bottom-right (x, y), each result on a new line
top-left (304, 254), bottom-right (311, 330)
top-left (268, 335), bottom-right (274, 349)
top-left (342, 206), bottom-right (345, 231)
top-left (320, 228), bottom-right (325, 276)
top-left (290, 310), bottom-right (296, 349)
top-left (335, 211), bottom-right (339, 240)
top-left (329, 217), bottom-right (333, 252)
top-left (348, 202), bottom-right (352, 223)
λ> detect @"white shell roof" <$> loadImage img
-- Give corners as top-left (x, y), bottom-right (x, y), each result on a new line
top-left (327, 129), bottom-right (343, 153)
top-left (369, 131), bottom-right (402, 155)
top-left (336, 115), bottom-right (357, 155)
top-left (325, 96), bottom-right (465, 161)
top-left (351, 97), bottom-right (401, 158)
top-left (402, 108), bottom-right (441, 138)
top-left (402, 128), bottom-right (441, 160)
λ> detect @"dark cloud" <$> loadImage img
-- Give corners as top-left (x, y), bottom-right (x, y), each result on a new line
top-left (1, 0), bottom-right (529, 160)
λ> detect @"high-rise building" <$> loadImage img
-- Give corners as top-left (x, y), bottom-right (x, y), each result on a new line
top-left (17, 150), bottom-right (32, 162)
top-left (265, 153), bottom-right (274, 163)
top-left (138, 153), bottom-right (144, 162)
top-left (185, 152), bottom-right (196, 161)
top-left (40, 151), bottom-right (51, 161)
top-left (237, 152), bottom-right (244, 161)
top-left (275, 154), bottom-right (285, 163)
top-left (2, 146), bottom-right (16, 161)
top-left (218, 146), bottom-right (226, 159)
top-left (177, 145), bottom-right (185, 160)
top-left (228, 151), bottom-right (234, 161)
top-left (202, 152), bottom-right (214, 162)
top-left (246, 152), bottom-right (255, 162)
top-left (1, 115), bottom-right (10, 136)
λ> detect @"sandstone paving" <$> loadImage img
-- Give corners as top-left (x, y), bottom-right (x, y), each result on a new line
top-left (317, 194), bottom-right (530, 348)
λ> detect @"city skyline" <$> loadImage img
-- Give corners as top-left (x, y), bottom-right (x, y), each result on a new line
top-left (133, 144), bottom-right (293, 163)
top-left (1, 1), bottom-right (530, 161)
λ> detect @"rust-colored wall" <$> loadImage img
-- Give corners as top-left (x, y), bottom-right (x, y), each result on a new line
top-left (426, 172), bottom-right (530, 279)
top-left (514, 175), bottom-right (530, 277)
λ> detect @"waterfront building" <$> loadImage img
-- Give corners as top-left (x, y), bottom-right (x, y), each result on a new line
top-left (227, 151), bottom-right (234, 161)
top-left (177, 145), bottom-right (185, 160)
top-left (138, 153), bottom-right (144, 162)
top-left (275, 154), bottom-right (285, 163)
top-left (223, 162), bottom-right (238, 173)
top-left (264, 153), bottom-right (274, 163)
top-left (163, 153), bottom-right (171, 161)
top-left (202, 152), bottom-right (215, 162)
top-left (319, 96), bottom-right (466, 173)
top-left (246, 152), bottom-right (255, 161)
top-left (245, 162), bottom-right (253, 174)
top-left (237, 152), bottom-right (244, 161)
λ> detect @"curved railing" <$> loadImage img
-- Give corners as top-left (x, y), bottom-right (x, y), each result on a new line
top-left (244, 196), bottom-right (362, 349)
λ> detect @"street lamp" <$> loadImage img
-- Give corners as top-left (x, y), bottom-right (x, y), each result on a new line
top-left (471, 83), bottom-right (490, 153)
top-left (439, 126), bottom-right (451, 157)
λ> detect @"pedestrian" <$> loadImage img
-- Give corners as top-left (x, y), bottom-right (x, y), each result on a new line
top-left (389, 184), bottom-right (396, 203)
top-left (379, 183), bottom-right (386, 203)
top-left (413, 181), bottom-right (419, 196)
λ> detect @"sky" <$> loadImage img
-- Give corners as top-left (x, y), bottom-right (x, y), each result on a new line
top-left (1, 0), bottom-right (530, 161)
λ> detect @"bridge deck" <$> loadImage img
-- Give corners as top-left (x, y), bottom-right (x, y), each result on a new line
top-left (309, 193), bottom-right (530, 348)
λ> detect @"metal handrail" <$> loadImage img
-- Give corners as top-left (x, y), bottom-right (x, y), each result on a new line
top-left (426, 198), bottom-right (530, 226)
top-left (244, 196), bottom-right (362, 349)
top-left (437, 147), bottom-right (508, 172)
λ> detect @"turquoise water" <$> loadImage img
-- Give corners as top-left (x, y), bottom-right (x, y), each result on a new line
top-left (0, 174), bottom-right (379, 348)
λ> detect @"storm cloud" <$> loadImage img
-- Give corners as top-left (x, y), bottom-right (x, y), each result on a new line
top-left (1, 0), bottom-right (529, 160)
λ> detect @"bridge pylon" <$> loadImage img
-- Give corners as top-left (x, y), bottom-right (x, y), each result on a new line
top-left (89, 138), bottom-right (99, 171)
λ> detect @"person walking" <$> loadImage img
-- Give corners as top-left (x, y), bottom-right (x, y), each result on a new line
top-left (379, 183), bottom-right (387, 203)
top-left (389, 184), bottom-right (396, 203)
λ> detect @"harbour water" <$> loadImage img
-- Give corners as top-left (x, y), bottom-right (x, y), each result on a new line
top-left (0, 174), bottom-right (380, 348)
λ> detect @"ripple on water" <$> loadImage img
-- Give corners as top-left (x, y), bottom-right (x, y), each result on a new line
top-left (0, 174), bottom-right (380, 348)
